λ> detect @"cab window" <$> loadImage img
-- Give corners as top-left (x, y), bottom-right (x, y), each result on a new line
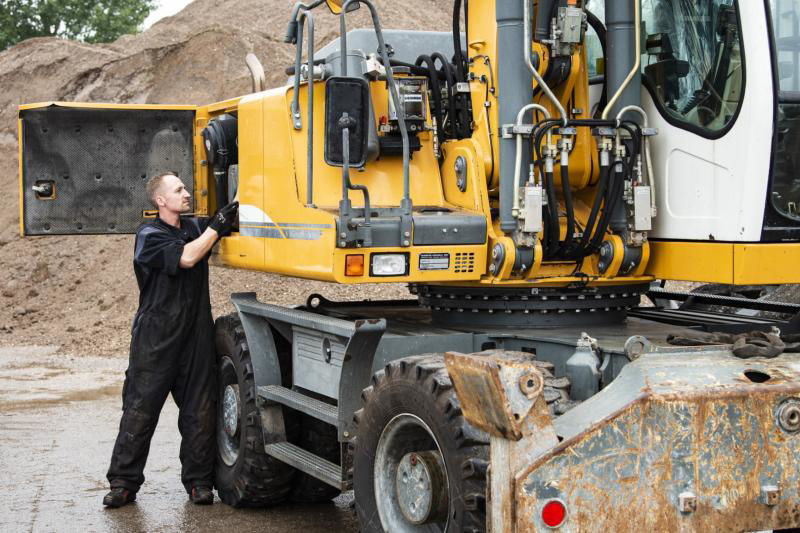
top-left (641, 0), bottom-right (744, 133)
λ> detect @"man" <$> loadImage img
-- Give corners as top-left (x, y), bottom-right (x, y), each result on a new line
top-left (103, 171), bottom-right (238, 507)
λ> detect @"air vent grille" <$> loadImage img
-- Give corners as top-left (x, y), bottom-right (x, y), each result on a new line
top-left (454, 252), bottom-right (475, 273)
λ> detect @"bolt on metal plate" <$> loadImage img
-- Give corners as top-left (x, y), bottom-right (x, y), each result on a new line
top-left (678, 492), bottom-right (697, 513)
top-left (760, 485), bottom-right (780, 506)
top-left (777, 399), bottom-right (800, 433)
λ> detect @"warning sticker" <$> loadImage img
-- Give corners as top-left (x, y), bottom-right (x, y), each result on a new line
top-left (419, 253), bottom-right (450, 271)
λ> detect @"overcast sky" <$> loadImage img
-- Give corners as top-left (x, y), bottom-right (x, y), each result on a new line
top-left (143, 0), bottom-right (195, 29)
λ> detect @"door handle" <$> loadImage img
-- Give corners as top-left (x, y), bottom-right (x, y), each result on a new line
top-left (32, 181), bottom-right (55, 199)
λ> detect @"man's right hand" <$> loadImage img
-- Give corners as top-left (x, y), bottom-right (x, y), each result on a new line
top-left (209, 201), bottom-right (239, 236)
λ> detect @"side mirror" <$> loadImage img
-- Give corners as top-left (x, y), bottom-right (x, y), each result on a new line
top-left (324, 0), bottom-right (360, 14)
top-left (325, 77), bottom-right (370, 168)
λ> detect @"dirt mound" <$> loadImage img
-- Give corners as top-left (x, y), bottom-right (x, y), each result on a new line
top-left (0, 0), bottom-right (451, 356)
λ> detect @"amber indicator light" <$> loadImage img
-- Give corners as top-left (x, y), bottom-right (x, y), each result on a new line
top-left (345, 254), bottom-right (364, 276)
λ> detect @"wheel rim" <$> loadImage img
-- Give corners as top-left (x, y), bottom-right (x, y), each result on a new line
top-left (374, 413), bottom-right (450, 532)
top-left (223, 384), bottom-right (240, 438)
top-left (218, 356), bottom-right (241, 466)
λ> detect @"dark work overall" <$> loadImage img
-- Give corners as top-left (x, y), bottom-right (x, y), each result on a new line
top-left (107, 216), bottom-right (216, 493)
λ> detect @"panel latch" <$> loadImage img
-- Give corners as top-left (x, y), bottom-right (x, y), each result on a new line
top-left (32, 180), bottom-right (55, 200)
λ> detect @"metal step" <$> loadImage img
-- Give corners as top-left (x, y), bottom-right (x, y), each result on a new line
top-left (258, 385), bottom-right (338, 426)
top-left (264, 441), bottom-right (349, 490)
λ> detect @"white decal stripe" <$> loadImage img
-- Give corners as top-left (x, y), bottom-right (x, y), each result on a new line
top-left (238, 204), bottom-right (274, 225)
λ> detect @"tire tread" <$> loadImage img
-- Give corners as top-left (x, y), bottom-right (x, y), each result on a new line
top-left (214, 313), bottom-right (295, 507)
top-left (353, 353), bottom-right (489, 533)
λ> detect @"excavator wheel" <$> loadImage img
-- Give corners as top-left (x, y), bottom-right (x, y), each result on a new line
top-left (352, 354), bottom-right (490, 533)
top-left (214, 313), bottom-right (295, 507)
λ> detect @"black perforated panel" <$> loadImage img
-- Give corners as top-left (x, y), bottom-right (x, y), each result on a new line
top-left (21, 106), bottom-right (195, 235)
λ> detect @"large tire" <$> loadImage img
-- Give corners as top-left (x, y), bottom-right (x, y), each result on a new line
top-left (353, 355), bottom-right (489, 533)
top-left (214, 313), bottom-right (295, 507)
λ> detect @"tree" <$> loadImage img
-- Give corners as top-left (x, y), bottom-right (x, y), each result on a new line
top-left (0, 0), bottom-right (155, 51)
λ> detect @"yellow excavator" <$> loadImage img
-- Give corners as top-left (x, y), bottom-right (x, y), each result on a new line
top-left (18, 0), bottom-right (800, 530)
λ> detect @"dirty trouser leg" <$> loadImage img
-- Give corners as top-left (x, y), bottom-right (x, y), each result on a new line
top-left (106, 317), bottom-right (180, 492)
top-left (172, 322), bottom-right (217, 493)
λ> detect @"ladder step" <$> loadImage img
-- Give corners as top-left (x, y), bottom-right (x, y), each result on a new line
top-left (258, 385), bottom-right (339, 426)
top-left (264, 441), bottom-right (349, 490)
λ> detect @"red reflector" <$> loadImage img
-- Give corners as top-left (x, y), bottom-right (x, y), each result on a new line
top-left (542, 499), bottom-right (566, 528)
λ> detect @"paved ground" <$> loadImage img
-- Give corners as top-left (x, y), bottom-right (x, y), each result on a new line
top-left (0, 346), bottom-right (358, 533)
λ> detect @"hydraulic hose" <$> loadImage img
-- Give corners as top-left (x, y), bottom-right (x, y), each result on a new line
top-left (544, 170), bottom-right (560, 256)
top-left (589, 158), bottom-right (629, 251)
top-left (588, 167), bottom-right (618, 251)
top-left (578, 162), bottom-right (610, 252)
top-left (415, 54), bottom-right (446, 146)
top-left (431, 52), bottom-right (458, 138)
top-left (531, 118), bottom-right (635, 259)
top-left (453, 0), bottom-right (468, 82)
top-left (590, 123), bottom-right (641, 250)
top-left (533, 120), bottom-right (564, 258)
top-left (378, 56), bottom-right (432, 77)
top-left (560, 158), bottom-right (575, 257)
top-left (452, 0), bottom-right (471, 138)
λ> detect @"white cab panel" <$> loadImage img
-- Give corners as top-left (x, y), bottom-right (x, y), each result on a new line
top-left (646, 1), bottom-right (774, 242)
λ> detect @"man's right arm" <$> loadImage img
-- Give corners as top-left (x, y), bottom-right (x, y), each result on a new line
top-left (179, 200), bottom-right (239, 268)
top-left (179, 228), bottom-right (219, 269)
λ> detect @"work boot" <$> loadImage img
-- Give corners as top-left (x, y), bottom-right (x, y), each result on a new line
top-left (190, 485), bottom-right (214, 505)
top-left (102, 487), bottom-right (136, 508)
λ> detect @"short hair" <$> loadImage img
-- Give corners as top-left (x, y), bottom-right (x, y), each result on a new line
top-left (145, 171), bottom-right (177, 207)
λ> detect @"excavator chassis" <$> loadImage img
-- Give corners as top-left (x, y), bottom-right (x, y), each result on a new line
top-left (229, 290), bottom-right (800, 532)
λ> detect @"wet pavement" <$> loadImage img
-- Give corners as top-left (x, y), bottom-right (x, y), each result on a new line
top-left (0, 346), bottom-right (358, 533)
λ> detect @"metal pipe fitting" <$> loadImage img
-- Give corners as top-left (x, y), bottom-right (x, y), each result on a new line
top-left (524, 0), bottom-right (567, 125)
top-left (616, 104), bottom-right (655, 210)
top-left (512, 103), bottom-right (551, 218)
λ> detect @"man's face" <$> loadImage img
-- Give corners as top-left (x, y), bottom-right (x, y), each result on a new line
top-left (155, 175), bottom-right (191, 214)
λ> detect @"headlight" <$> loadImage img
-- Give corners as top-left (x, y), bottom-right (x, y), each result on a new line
top-left (371, 253), bottom-right (408, 276)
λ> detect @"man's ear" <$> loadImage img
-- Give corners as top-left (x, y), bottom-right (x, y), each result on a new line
top-left (155, 194), bottom-right (166, 207)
